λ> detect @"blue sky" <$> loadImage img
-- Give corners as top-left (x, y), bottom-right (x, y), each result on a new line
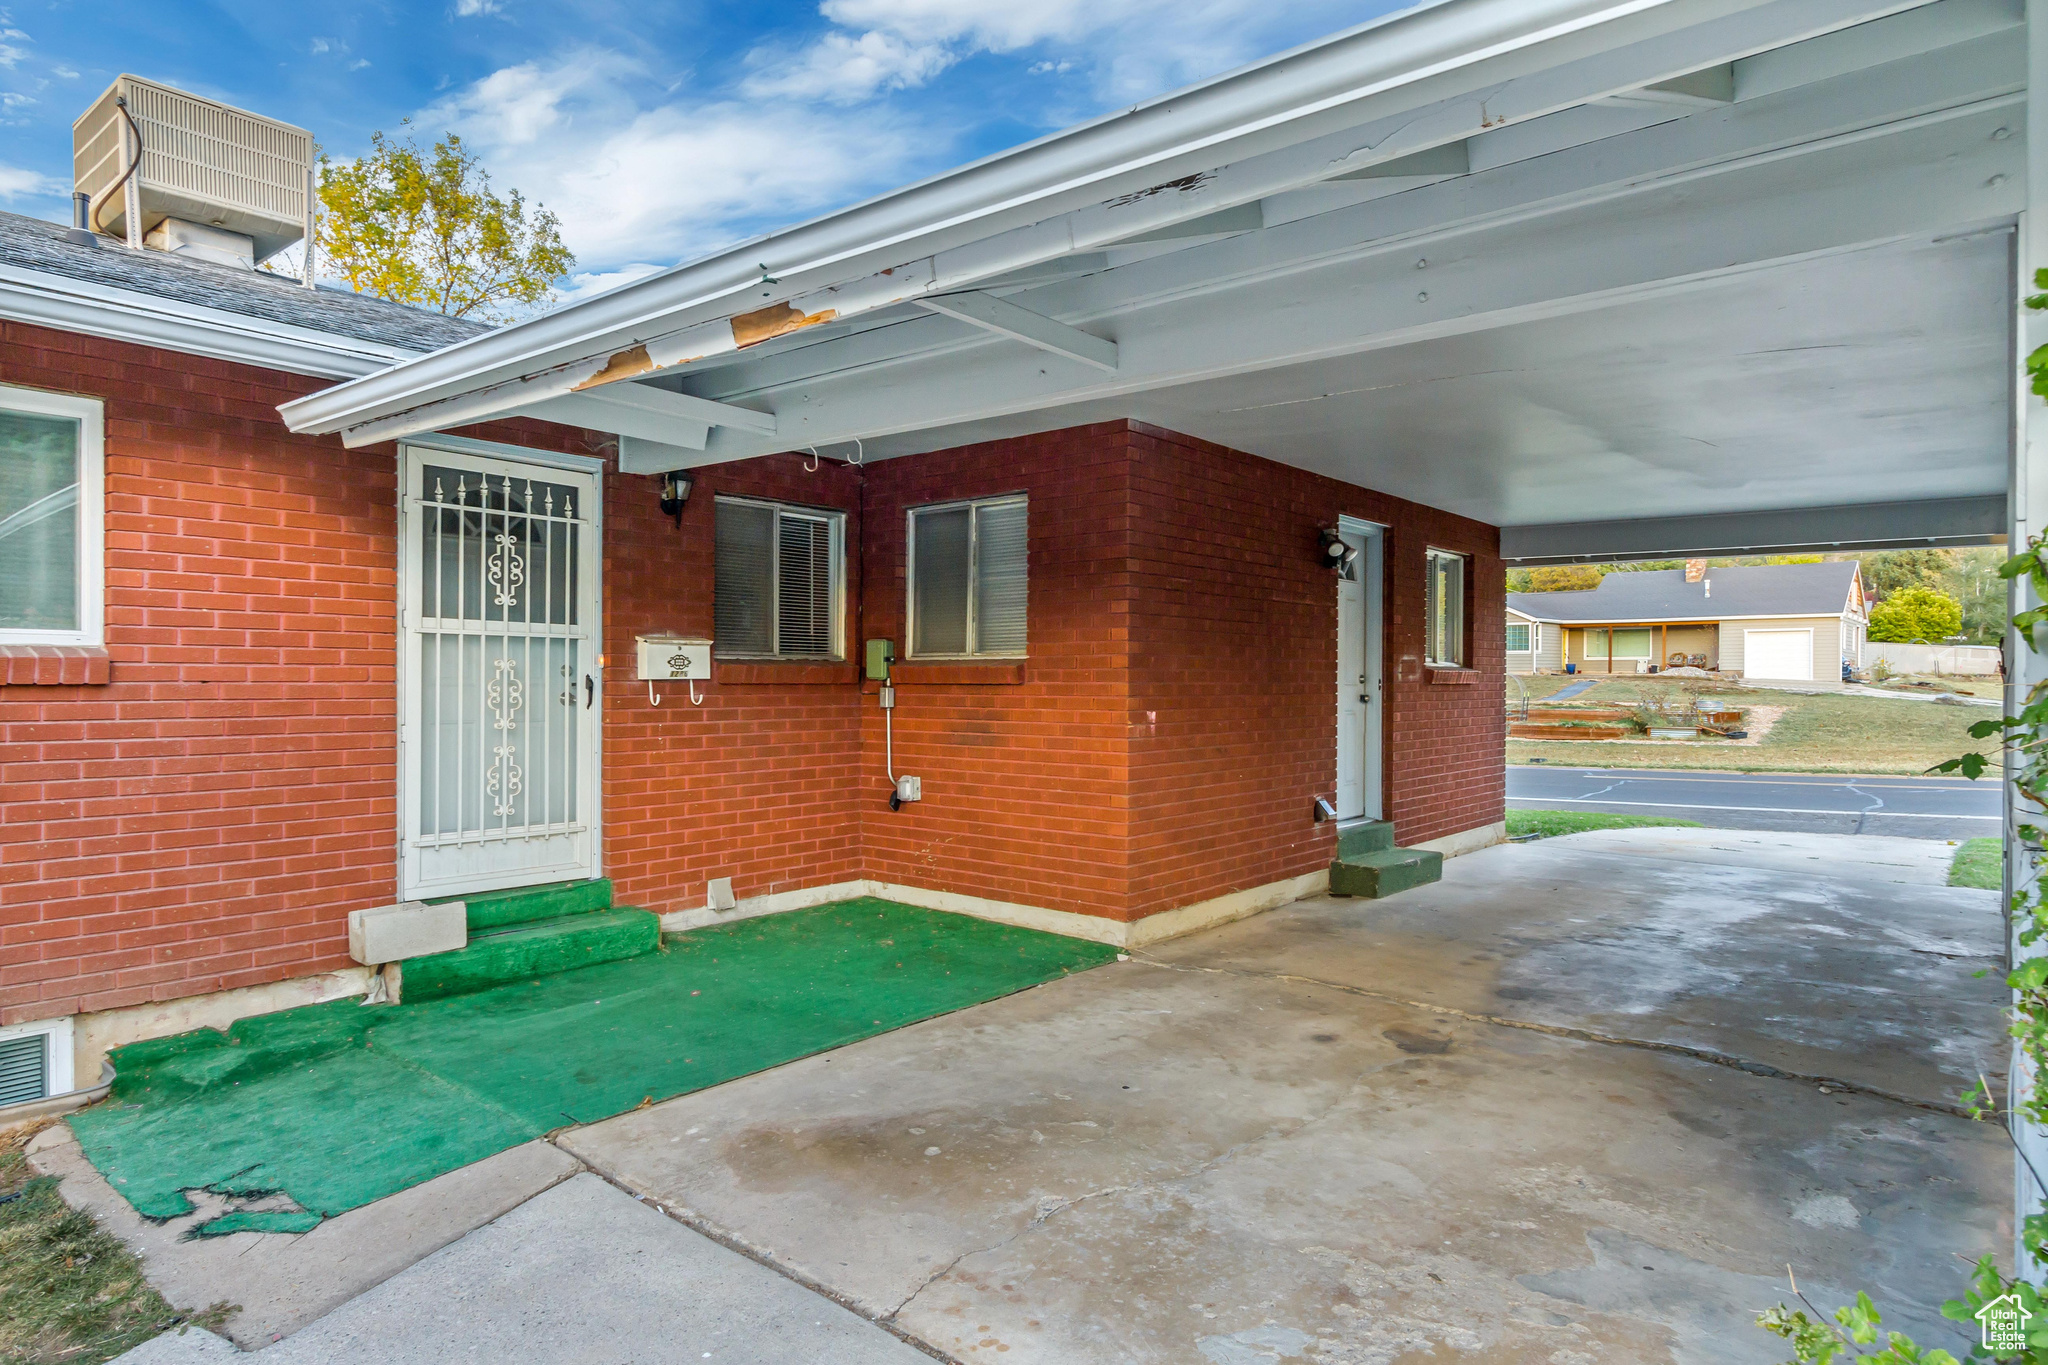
top-left (0, 0), bottom-right (1400, 298)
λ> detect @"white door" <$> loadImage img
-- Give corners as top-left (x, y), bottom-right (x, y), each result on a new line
top-left (1334, 521), bottom-right (1385, 821)
top-left (1743, 628), bottom-right (1813, 681)
top-left (399, 444), bottom-right (602, 900)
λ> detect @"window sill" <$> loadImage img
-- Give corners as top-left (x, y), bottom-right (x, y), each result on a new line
top-left (2, 644), bottom-right (111, 686)
top-left (715, 662), bottom-right (857, 686)
top-left (891, 661), bottom-right (1028, 686)
top-left (1426, 666), bottom-right (1478, 685)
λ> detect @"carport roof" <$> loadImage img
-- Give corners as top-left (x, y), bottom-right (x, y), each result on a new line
top-left (1507, 560), bottom-right (1861, 623)
top-left (277, 0), bottom-right (2021, 559)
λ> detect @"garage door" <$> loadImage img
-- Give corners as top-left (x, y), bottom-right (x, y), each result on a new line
top-left (1743, 628), bottom-right (1813, 680)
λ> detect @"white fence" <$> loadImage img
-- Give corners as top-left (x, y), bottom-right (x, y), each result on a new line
top-left (1865, 641), bottom-right (2002, 675)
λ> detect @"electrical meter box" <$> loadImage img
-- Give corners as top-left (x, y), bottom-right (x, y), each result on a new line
top-left (865, 638), bottom-right (894, 682)
top-left (636, 636), bottom-right (712, 681)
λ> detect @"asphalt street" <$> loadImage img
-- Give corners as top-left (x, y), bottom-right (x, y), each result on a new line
top-left (1507, 766), bottom-right (2001, 840)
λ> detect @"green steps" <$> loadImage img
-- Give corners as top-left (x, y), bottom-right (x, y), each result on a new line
top-left (446, 877), bottom-right (615, 933)
top-left (1328, 831), bottom-right (1443, 900)
top-left (403, 878), bottom-right (657, 1003)
top-left (1336, 821), bottom-right (1396, 859)
top-left (398, 906), bottom-right (660, 1003)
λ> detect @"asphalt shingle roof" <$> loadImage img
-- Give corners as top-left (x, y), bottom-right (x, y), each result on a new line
top-left (0, 211), bottom-right (490, 353)
top-left (1507, 560), bottom-right (1861, 623)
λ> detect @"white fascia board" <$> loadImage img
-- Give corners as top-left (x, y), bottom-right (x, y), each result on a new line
top-left (0, 263), bottom-right (417, 379)
top-left (276, 0), bottom-right (1923, 442)
top-left (665, 64), bottom-right (2024, 465)
top-left (1502, 493), bottom-right (2007, 562)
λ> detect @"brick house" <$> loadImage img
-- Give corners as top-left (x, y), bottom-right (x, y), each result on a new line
top-left (0, 202), bottom-right (1504, 1096)
top-left (1, 56), bottom-right (1562, 1100)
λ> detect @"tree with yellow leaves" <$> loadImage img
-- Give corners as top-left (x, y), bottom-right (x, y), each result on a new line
top-left (316, 126), bottom-right (574, 323)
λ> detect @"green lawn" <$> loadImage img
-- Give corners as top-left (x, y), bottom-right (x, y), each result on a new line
top-left (1950, 837), bottom-right (2002, 890)
top-left (1508, 677), bottom-right (1997, 775)
top-left (0, 1122), bottom-right (232, 1364)
top-left (1507, 809), bottom-right (1704, 840)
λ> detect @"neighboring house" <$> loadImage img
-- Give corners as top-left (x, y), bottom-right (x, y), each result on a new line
top-left (1506, 560), bottom-right (1869, 686)
top-left (0, 78), bottom-right (1505, 1101)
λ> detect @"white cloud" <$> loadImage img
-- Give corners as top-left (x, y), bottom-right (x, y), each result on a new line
top-left (0, 161), bottom-right (60, 198)
top-left (417, 51), bottom-right (929, 269)
top-left (769, 0), bottom-right (1369, 105)
top-left (554, 261), bottom-right (666, 306)
top-left (453, 0), bottom-right (501, 16)
top-left (740, 30), bottom-right (952, 104)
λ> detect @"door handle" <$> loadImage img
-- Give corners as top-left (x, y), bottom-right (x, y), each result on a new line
top-left (585, 675), bottom-right (595, 708)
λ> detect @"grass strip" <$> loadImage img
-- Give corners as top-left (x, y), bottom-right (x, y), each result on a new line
top-left (1949, 836), bottom-right (2003, 890)
top-left (1508, 809), bottom-right (1704, 840)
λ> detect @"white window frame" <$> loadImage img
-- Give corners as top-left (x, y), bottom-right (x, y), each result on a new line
top-left (712, 495), bottom-right (846, 661)
top-left (0, 385), bottom-right (104, 648)
top-left (906, 494), bottom-right (1029, 660)
top-left (1424, 547), bottom-right (1467, 668)
top-left (1584, 627), bottom-right (1655, 661)
top-left (1505, 620), bottom-right (1532, 653)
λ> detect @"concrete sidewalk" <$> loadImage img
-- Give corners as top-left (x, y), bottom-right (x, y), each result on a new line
top-left (111, 1174), bottom-right (930, 1364)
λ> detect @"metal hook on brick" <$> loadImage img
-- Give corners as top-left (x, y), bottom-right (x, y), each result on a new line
top-left (804, 446), bottom-right (820, 474)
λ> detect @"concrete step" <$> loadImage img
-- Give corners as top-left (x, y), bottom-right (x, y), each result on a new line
top-left (1336, 821), bottom-right (1397, 859)
top-left (396, 906), bottom-right (659, 1003)
top-left (448, 878), bottom-right (615, 934)
top-left (1329, 847), bottom-right (1443, 899)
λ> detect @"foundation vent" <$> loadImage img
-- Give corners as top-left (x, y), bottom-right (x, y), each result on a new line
top-left (74, 74), bottom-right (313, 262)
top-left (0, 1031), bottom-right (48, 1107)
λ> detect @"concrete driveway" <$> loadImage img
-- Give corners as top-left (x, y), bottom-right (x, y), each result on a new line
top-left (560, 829), bottom-right (2011, 1364)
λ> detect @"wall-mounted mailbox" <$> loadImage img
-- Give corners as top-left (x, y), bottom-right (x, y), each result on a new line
top-left (636, 636), bottom-right (712, 681)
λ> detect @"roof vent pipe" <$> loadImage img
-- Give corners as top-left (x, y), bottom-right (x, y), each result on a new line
top-left (64, 192), bottom-right (96, 248)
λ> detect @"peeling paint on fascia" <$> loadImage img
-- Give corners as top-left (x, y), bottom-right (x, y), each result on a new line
top-left (730, 302), bottom-right (841, 349)
top-left (571, 343), bottom-right (657, 391)
top-left (1104, 172), bottom-right (1216, 208)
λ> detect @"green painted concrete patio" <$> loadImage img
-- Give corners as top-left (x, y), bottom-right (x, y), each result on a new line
top-left (69, 899), bottom-right (1116, 1236)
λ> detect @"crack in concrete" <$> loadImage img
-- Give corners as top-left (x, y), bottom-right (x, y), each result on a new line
top-left (562, 1143), bottom-right (965, 1364)
top-left (1128, 954), bottom-right (1976, 1119)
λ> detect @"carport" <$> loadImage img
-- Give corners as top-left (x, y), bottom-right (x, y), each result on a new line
top-left (276, 0), bottom-right (2041, 1289)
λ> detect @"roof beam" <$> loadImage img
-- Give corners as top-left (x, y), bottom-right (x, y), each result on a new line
top-left (913, 292), bottom-right (1119, 372)
top-left (1500, 495), bottom-right (2007, 563)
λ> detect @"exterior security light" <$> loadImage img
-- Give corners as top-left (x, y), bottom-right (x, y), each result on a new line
top-left (659, 470), bottom-right (694, 526)
top-left (1319, 527), bottom-right (1358, 571)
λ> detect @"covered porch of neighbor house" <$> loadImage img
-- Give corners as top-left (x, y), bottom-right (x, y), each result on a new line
top-left (1563, 622), bottom-right (1722, 674)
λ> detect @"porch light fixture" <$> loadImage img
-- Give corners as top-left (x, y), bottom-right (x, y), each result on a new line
top-left (659, 469), bottom-right (694, 526)
top-left (1319, 527), bottom-right (1357, 571)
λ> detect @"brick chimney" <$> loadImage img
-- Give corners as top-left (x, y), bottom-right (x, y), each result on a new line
top-left (1684, 558), bottom-right (1707, 583)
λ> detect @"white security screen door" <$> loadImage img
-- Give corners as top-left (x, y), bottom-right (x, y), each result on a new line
top-left (399, 444), bottom-right (602, 900)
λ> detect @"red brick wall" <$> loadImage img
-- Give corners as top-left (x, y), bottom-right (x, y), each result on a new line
top-left (1124, 424), bottom-right (1504, 918)
top-left (853, 425), bottom-right (1138, 919)
top-left (0, 324), bottom-right (606, 1025)
top-left (600, 454), bottom-right (866, 916)
top-left (2, 324), bottom-right (402, 1024)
